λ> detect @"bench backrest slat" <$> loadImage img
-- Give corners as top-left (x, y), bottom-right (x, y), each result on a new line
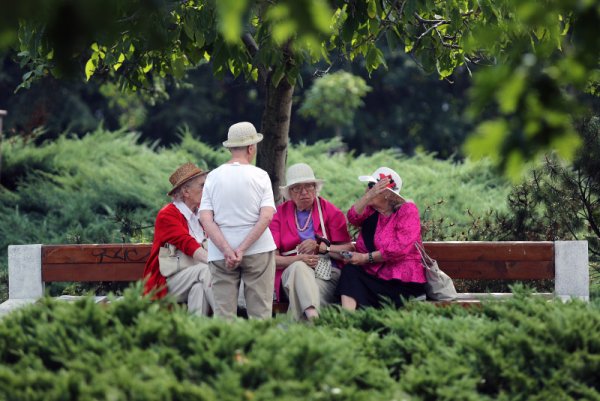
top-left (439, 261), bottom-right (554, 280)
top-left (424, 242), bottom-right (555, 280)
top-left (40, 242), bottom-right (556, 282)
top-left (42, 244), bottom-right (150, 282)
top-left (43, 263), bottom-right (145, 282)
top-left (424, 241), bottom-right (554, 261)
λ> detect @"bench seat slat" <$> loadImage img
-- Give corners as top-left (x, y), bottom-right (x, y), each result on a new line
top-left (440, 261), bottom-right (555, 280)
top-left (424, 241), bottom-right (554, 261)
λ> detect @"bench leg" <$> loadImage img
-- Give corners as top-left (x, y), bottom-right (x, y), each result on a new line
top-left (2, 245), bottom-right (44, 318)
top-left (8, 244), bottom-right (44, 300)
top-left (554, 241), bottom-right (589, 302)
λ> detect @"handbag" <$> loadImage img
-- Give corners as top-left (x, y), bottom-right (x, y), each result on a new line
top-left (415, 242), bottom-right (458, 301)
top-left (314, 197), bottom-right (333, 280)
top-left (158, 243), bottom-right (196, 277)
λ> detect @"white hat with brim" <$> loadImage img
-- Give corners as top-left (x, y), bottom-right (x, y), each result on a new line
top-left (222, 121), bottom-right (264, 147)
top-left (358, 166), bottom-right (406, 202)
top-left (280, 163), bottom-right (324, 199)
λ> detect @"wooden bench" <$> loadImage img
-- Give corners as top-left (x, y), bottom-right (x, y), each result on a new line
top-left (1, 241), bottom-right (589, 317)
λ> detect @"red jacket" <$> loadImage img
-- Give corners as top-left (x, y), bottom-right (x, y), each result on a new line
top-left (143, 203), bottom-right (202, 298)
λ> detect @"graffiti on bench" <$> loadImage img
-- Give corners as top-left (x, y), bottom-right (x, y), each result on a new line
top-left (91, 247), bottom-right (150, 264)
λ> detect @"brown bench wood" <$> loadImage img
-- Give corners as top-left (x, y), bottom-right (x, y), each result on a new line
top-left (38, 241), bottom-right (561, 311)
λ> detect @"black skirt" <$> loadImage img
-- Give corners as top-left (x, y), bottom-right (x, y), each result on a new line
top-left (337, 264), bottom-right (426, 309)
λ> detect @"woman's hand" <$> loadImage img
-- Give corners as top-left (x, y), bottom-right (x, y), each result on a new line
top-left (354, 177), bottom-right (392, 214)
top-left (299, 253), bottom-right (319, 268)
top-left (297, 239), bottom-right (318, 255)
top-left (363, 178), bottom-right (391, 202)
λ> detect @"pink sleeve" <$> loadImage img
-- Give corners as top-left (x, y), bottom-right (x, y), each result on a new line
top-left (379, 203), bottom-right (422, 261)
top-left (347, 205), bottom-right (375, 227)
top-left (269, 205), bottom-right (283, 249)
top-left (322, 200), bottom-right (352, 243)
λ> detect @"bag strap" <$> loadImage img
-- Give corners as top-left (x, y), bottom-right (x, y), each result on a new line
top-left (281, 249), bottom-right (297, 256)
top-left (415, 242), bottom-right (435, 265)
top-left (316, 196), bottom-right (328, 240)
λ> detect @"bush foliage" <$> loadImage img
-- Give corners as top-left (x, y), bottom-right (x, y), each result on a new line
top-left (0, 287), bottom-right (599, 400)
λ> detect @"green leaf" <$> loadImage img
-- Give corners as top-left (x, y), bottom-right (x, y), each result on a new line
top-left (85, 58), bottom-right (96, 81)
top-left (464, 119), bottom-right (509, 162)
top-left (367, 0), bottom-right (377, 19)
top-left (271, 66), bottom-right (285, 87)
top-left (496, 70), bottom-right (527, 114)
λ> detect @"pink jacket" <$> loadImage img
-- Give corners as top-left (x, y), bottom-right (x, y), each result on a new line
top-left (348, 202), bottom-right (426, 283)
top-left (270, 197), bottom-right (352, 300)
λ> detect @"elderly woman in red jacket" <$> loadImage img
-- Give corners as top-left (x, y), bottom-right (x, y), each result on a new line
top-left (143, 162), bottom-right (214, 315)
top-left (269, 163), bottom-right (353, 320)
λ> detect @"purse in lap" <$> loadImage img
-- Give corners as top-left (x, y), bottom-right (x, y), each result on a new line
top-left (158, 243), bottom-right (196, 277)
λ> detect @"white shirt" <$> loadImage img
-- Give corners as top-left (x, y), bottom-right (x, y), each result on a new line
top-left (173, 201), bottom-right (205, 244)
top-left (200, 163), bottom-right (276, 261)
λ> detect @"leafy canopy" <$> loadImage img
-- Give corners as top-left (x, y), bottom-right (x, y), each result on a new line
top-left (5, 0), bottom-right (600, 174)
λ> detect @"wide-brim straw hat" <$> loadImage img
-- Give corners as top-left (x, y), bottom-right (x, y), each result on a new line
top-left (222, 122), bottom-right (264, 148)
top-left (358, 166), bottom-right (406, 202)
top-left (167, 162), bottom-right (208, 196)
top-left (280, 163), bottom-right (324, 199)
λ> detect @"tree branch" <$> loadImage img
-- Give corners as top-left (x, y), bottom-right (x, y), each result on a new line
top-left (242, 32), bottom-right (268, 87)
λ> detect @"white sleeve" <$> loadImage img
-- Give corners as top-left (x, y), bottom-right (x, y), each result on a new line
top-left (199, 175), bottom-right (214, 211)
top-left (259, 171), bottom-right (276, 210)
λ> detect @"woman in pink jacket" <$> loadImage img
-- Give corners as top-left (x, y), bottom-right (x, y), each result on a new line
top-left (337, 167), bottom-right (426, 310)
top-left (269, 163), bottom-right (353, 320)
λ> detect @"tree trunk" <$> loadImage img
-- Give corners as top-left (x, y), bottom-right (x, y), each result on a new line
top-left (257, 76), bottom-right (294, 204)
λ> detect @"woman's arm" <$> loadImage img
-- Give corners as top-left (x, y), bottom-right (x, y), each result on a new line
top-left (275, 251), bottom-right (319, 269)
top-left (378, 203), bottom-right (422, 261)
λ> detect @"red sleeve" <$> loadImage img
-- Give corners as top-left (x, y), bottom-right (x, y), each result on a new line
top-left (155, 204), bottom-right (201, 257)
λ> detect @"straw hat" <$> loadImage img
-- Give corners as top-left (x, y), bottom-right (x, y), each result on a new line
top-left (358, 166), bottom-right (405, 202)
top-left (280, 163), bottom-right (324, 199)
top-left (167, 162), bottom-right (208, 196)
top-left (222, 122), bottom-right (263, 148)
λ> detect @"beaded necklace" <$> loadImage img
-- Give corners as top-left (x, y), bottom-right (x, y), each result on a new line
top-left (294, 208), bottom-right (313, 232)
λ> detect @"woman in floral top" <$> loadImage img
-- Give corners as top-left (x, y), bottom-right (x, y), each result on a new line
top-left (337, 167), bottom-right (426, 310)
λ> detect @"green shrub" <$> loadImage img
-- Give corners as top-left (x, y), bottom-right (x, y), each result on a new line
top-left (1, 287), bottom-right (599, 400)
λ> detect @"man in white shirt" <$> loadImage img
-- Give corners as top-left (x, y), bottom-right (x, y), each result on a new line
top-left (199, 122), bottom-right (277, 319)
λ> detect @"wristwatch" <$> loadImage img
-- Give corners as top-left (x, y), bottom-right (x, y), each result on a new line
top-left (368, 252), bottom-right (374, 263)
top-left (319, 243), bottom-right (330, 254)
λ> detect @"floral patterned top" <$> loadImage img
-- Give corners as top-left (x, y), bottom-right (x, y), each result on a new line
top-left (347, 202), bottom-right (426, 283)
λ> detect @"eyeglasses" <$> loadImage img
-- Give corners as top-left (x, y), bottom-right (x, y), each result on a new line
top-left (290, 184), bottom-right (316, 194)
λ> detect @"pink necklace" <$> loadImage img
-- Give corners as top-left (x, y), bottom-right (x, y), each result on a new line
top-left (294, 208), bottom-right (313, 232)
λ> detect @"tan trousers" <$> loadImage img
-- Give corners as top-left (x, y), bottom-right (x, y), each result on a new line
top-left (166, 262), bottom-right (214, 316)
top-left (209, 251), bottom-right (275, 320)
top-left (281, 261), bottom-right (341, 320)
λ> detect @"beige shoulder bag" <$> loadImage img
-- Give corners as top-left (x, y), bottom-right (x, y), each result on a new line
top-left (158, 243), bottom-right (196, 277)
